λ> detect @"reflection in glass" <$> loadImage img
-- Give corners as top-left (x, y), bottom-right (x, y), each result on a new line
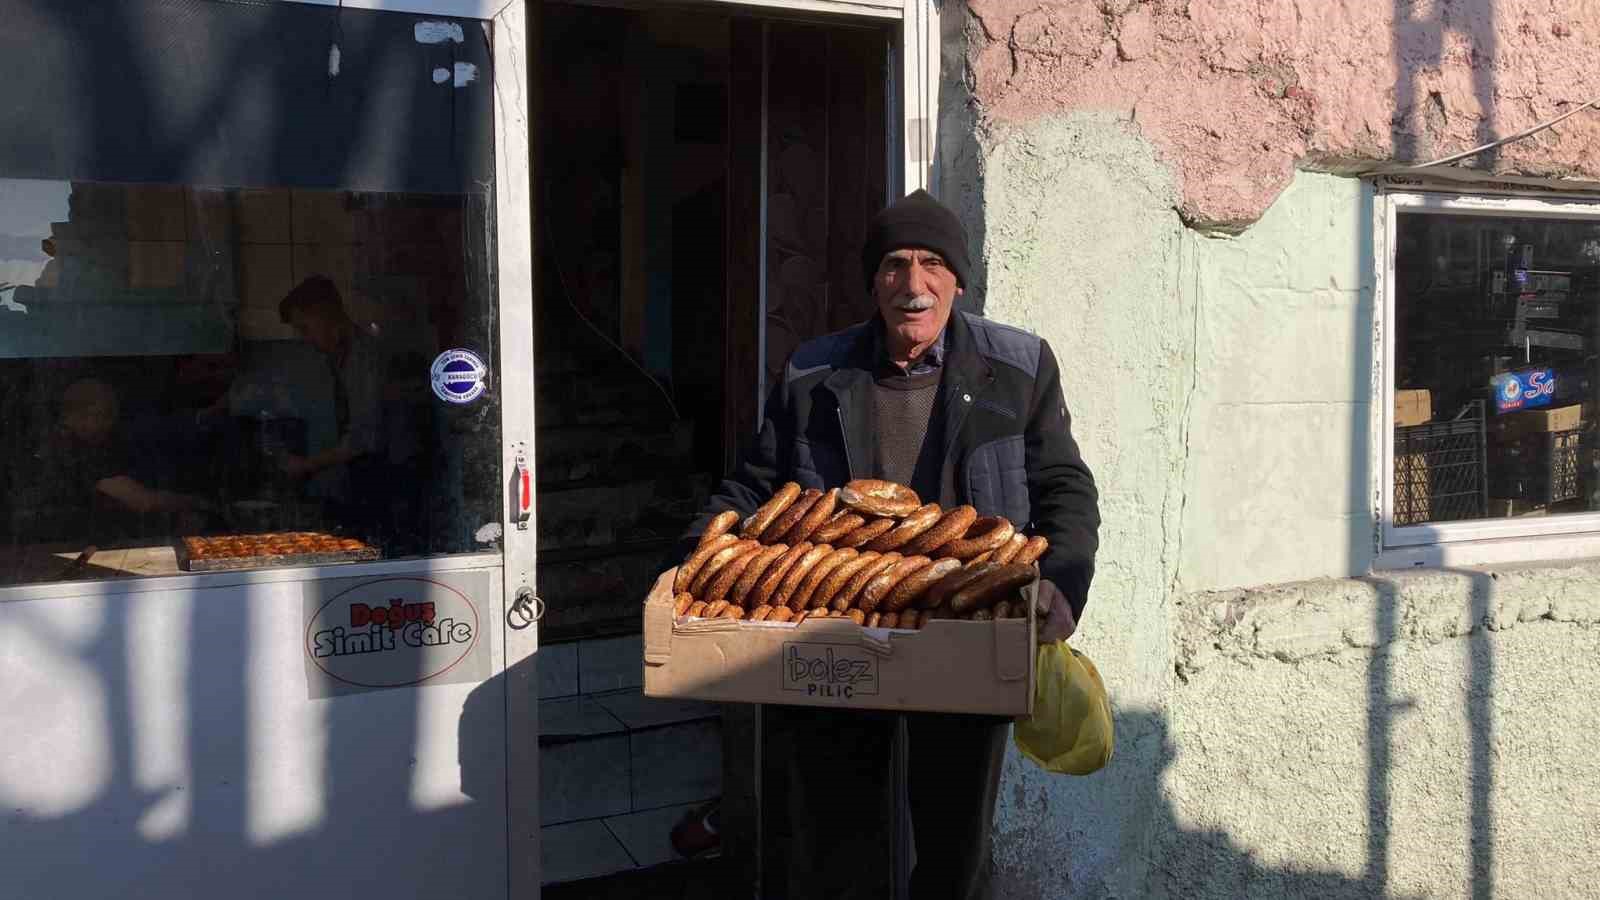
top-left (1, 181), bottom-right (501, 585)
top-left (1393, 212), bottom-right (1600, 525)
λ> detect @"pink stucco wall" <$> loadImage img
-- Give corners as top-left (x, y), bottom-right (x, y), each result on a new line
top-left (965, 0), bottom-right (1600, 227)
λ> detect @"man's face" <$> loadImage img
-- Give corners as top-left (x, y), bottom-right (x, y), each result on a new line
top-left (288, 309), bottom-right (342, 355)
top-left (872, 248), bottom-right (961, 352)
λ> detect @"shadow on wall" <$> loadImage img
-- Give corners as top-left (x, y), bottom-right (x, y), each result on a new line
top-left (1378, 0), bottom-right (1498, 896)
top-left (1363, 570), bottom-right (1497, 900)
top-left (1038, 708), bottom-right (1424, 900)
top-left (0, 580), bottom-right (504, 899)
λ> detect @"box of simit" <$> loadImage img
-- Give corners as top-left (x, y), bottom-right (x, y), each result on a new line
top-left (641, 568), bottom-right (1038, 716)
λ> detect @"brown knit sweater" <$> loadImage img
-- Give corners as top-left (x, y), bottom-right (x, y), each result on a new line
top-left (871, 369), bottom-right (943, 500)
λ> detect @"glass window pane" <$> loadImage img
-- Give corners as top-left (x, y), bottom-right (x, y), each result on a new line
top-left (0, 1), bottom-right (502, 586)
top-left (1393, 210), bottom-right (1600, 525)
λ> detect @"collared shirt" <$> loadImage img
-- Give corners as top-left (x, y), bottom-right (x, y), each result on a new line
top-left (874, 319), bottom-right (947, 377)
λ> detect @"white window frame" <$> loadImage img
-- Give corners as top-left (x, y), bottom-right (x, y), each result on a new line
top-left (276, 0), bottom-right (511, 16)
top-left (1377, 187), bottom-right (1600, 568)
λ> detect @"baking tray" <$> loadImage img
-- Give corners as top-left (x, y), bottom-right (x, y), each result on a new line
top-left (175, 538), bottom-right (381, 572)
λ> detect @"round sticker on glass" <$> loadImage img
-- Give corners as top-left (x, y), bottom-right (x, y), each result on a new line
top-left (431, 349), bottom-right (488, 404)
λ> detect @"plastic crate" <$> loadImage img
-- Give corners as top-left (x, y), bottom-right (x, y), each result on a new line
top-left (1488, 427), bottom-right (1589, 504)
top-left (1394, 401), bottom-right (1487, 525)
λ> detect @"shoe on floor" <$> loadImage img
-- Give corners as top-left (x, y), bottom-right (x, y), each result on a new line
top-left (670, 799), bottom-right (722, 860)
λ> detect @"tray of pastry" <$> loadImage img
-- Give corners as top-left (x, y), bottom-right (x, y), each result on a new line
top-left (177, 532), bottom-right (381, 572)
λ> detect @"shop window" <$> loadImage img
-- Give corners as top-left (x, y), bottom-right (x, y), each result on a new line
top-left (1387, 193), bottom-right (1600, 549)
top-left (0, 0), bottom-right (501, 585)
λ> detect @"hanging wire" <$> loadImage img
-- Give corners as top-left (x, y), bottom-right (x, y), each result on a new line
top-left (1371, 96), bottom-right (1600, 174)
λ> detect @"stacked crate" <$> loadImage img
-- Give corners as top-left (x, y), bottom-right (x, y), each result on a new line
top-left (1486, 404), bottom-right (1590, 511)
top-left (1393, 398), bottom-right (1487, 525)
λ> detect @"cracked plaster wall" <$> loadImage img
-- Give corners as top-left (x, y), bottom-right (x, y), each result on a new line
top-left (1177, 171), bottom-right (1377, 593)
top-left (967, 112), bottom-right (1190, 899)
top-left (1166, 564), bottom-right (1600, 898)
top-left (933, 3), bottom-right (1600, 894)
top-left (937, 38), bottom-right (1600, 900)
top-left (963, 0), bottom-right (1600, 230)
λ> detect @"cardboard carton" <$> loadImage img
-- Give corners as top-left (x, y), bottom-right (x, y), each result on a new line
top-left (641, 569), bottom-right (1037, 716)
top-left (1395, 389), bottom-right (1432, 427)
top-left (123, 185), bottom-right (188, 241)
top-left (1487, 404), bottom-right (1584, 443)
top-left (237, 188), bottom-right (292, 244)
top-left (127, 241), bottom-right (186, 289)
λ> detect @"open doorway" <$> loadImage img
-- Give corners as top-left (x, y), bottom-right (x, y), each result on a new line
top-left (533, 1), bottom-right (893, 891)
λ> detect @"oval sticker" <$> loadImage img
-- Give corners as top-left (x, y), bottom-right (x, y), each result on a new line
top-left (305, 576), bottom-right (483, 690)
top-left (431, 349), bottom-right (488, 404)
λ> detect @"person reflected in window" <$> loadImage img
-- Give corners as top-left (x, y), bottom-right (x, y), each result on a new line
top-left (18, 378), bottom-right (212, 544)
top-left (277, 275), bottom-right (421, 547)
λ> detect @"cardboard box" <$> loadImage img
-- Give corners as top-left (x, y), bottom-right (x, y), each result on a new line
top-left (641, 569), bottom-right (1037, 716)
top-left (1395, 389), bottom-right (1432, 427)
top-left (237, 244), bottom-right (293, 310)
top-left (123, 185), bottom-right (189, 241)
top-left (189, 188), bottom-right (235, 246)
top-left (291, 189), bottom-right (356, 245)
top-left (1487, 404), bottom-right (1584, 443)
top-left (237, 188), bottom-right (292, 244)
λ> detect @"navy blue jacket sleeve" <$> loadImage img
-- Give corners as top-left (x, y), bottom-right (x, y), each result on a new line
top-left (669, 376), bottom-right (787, 564)
top-left (1024, 340), bottom-right (1100, 620)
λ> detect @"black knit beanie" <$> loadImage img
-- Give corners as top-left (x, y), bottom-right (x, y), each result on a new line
top-left (860, 189), bottom-right (972, 292)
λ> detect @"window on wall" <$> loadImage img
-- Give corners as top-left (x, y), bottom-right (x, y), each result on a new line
top-left (0, 0), bottom-right (502, 586)
top-left (1386, 192), bottom-right (1600, 548)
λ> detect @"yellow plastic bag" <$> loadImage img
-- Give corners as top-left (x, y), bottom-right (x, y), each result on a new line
top-left (1013, 641), bottom-right (1114, 775)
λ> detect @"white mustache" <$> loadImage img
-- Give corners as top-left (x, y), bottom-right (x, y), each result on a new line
top-left (892, 295), bottom-right (937, 312)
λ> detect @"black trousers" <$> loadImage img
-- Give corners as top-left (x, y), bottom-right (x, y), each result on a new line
top-left (762, 706), bottom-right (1010, 900)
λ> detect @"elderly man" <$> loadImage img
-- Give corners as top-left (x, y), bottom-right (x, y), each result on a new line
top-left (677, 190), bottom-right (1100, 898)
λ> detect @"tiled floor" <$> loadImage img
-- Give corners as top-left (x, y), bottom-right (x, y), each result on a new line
top-left (538, 642), bottom-right (580, 699)
top-left (541, 732), bottom-right (631, 825)
top-left (629, 718), bottom-right (721, 809)
top-left (603, 801), bottom-right (705, 869)
top-left (577, 634), bottom-right (644, 693)
top-left (591, 690), bottom-right (718, 730)
top-left (540, 695), bottom-right (632, 826)
top-left (542, 857), bottom-right (728, 899)
top-left (538, 642), bottom-right (723, 886)
top-left (541, 819), bottom-right (637, 885)
top-left (539, 695), bottom-right (628, 739)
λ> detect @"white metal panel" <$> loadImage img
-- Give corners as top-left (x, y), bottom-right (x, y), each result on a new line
top-left (1375, 530), bottom-right (1600, 570)
top-left (0, 568), bottom-right (508, 899)
top-left (488, 1), bottom-right (542, 896)
top-left (273, 0), bottom-right (509, 19)
top-left (0, 553), bottom-right (502, 606)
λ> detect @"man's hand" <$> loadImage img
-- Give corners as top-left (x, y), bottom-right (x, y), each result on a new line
top-left (1035, 579), bottom-right (1077, 644)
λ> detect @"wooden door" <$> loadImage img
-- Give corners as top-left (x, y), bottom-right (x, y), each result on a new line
top-left (726, 19), bottom-right (891, 466)
top-left (722, 18), bottom-right (892, 898)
